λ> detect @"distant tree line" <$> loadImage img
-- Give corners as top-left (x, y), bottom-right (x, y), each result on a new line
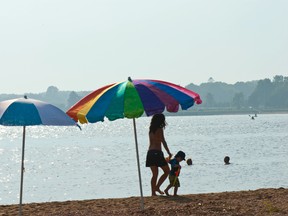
top-left (248, 75), bottom-right (288, 108)
top-left (0, 75), bottom-right (287, 112)
top-left (0, 86), bottom-right (90, 111)
top-left (186, 75), bottom-right (288, 111)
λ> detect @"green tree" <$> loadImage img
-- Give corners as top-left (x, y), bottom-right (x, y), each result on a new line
top-left (232, 92), bottom-right (245, 109)
top-left (273, 75), bottom-right (284, 83)
top-left (208, 77), bottom-right (214, 83)
top-left (205, 93), bottom-right (215, 107)
top-left (248, 79), bottom-right (273, 107)
top-left (46, 86), bottom-right (59, 99)
top-left (67, 91), bottom-right (81, 109)
top-left (248, 75), bottom-right (288, 108)
top-left (267, 75), bottom-right (288, 107)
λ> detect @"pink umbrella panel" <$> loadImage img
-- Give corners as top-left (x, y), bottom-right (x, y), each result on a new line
top-left (67, 78), bottom-right (202, 123)
top-left (66, 78), bottom-right (202, 211)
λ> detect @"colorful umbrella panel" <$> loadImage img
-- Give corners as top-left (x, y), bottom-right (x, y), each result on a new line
top-left (67, 78), bottom-right (202, 123)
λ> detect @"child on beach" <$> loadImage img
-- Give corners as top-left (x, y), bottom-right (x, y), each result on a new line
top-left (164, 151), bottom-right (186, 196)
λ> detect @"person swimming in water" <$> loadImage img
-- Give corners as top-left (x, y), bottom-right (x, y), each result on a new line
top-left (224, 156), bottom-right (230, 165)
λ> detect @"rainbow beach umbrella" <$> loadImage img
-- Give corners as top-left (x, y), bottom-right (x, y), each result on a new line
top-left (66, 77), bottom-right (202, 210)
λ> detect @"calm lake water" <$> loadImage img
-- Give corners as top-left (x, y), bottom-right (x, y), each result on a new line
top-left (0, 114), bottom-right (287, 205)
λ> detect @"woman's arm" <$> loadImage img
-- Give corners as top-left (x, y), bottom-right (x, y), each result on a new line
top-left (160, 128), bottom-right (172, 158)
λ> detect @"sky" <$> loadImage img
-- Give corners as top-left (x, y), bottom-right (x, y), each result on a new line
top-left (0, 0), bottom-right (287, 94)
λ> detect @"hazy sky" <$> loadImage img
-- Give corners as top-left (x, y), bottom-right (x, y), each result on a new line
top-left (0, 0), bottom-right (287, 94)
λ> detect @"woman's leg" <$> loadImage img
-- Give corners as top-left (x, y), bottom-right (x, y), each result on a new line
top-left (150, 166), bottom-right (158, 196)
top-left (156, 165), bottom-right (170, 193)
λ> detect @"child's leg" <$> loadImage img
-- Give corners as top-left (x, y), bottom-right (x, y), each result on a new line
top-left (173, 186), bottom-right (178, 196)
top-left (164, 184), bottom-right (172, 196)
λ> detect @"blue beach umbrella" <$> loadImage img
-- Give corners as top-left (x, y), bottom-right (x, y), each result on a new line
top-left (0, 96), bottom-right (76, 216)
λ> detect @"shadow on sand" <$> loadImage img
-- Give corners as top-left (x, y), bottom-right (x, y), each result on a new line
top-left (158, 195), bottom-right (193, 203)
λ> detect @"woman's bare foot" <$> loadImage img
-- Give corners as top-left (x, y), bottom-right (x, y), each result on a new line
top-left (164, 189), bottom-right (170, 196)
top-left (156, 189), bottom-right (164, 195)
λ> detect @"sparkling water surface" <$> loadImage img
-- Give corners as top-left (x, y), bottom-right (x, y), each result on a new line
top-left (0, 114), bottom-right (287, 204)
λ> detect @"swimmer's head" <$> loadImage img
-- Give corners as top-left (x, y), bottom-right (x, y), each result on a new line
top-left (224, 156), bottom-right (230, 164)
top-left (186, 158), bottom-right (192, 166)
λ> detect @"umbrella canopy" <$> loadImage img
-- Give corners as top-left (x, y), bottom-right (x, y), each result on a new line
top-left (67, 78), bottom-right (202, 123)
top-left (0, 96), bottom-right (76, 216)
top-left (0, 97), bottom-right (76, 126)
top-left (66, 78), bottom-right (202, 210)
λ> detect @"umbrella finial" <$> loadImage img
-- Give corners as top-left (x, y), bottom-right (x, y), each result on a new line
top-left (24, 95), bottom-right (28, 99)
top-left (128, 77), bottom-right (132, 82)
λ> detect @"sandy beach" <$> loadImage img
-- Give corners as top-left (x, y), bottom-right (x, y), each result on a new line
top-left (1, 188), bottom-right (287, 216)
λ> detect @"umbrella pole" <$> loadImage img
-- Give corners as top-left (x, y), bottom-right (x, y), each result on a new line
top-left (132, 118), bottom-right (144, 211)
top-left (19, 126), bottom-right (26, 216)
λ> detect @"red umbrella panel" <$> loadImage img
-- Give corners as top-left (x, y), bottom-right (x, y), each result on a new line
top-left (66, 78), bottom-right (202, 210)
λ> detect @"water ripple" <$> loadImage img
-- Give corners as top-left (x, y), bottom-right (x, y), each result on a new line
top-left (0, 114), bottom-right (287, 204)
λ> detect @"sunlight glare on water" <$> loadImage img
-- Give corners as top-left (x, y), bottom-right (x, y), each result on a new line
top-left (0, 114), bottom-right (287, 204)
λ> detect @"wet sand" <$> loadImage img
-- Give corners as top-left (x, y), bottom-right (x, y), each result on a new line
top-left (1, 188), bottom-right (287, 216)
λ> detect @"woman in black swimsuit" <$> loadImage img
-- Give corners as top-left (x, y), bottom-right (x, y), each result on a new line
top-left (146, 114), bottom-right (172, 196)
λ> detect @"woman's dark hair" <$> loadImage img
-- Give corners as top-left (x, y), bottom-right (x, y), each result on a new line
top-left (149, 113), bottom-right (167, 134)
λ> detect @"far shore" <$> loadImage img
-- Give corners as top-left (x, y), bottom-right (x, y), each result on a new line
top-left (1, 188), bottom-right (287, 215)
top-left (166, 108), bottom-right (288, 116)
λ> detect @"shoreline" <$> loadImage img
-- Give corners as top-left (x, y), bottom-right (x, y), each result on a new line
top-left (1, 188), bottom-right (287, 216)
top-left (167, 109), bottom-right (288, 116)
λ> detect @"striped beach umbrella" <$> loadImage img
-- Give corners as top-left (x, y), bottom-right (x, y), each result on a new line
top-left (66, 77), bottom-right (202, 210)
